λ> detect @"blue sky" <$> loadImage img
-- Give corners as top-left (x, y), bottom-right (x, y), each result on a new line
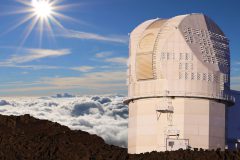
top-left (0, 0), bottom-right (239, 96)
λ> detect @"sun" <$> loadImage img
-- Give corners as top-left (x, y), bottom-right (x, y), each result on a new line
top-left (32, 0), bottom-right (53, 18)
top-left (3, 0), bottom-right (76, 48)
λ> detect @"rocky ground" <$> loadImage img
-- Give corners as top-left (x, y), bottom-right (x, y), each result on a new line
top-left (0, 114), bottom-right (239, 160)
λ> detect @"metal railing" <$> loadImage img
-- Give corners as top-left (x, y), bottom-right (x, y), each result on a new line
top-left (124, 90), bottom-right (235, 104)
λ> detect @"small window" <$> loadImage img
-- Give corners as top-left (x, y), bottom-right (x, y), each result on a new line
top-left (196, 29), bottom-right (200, 35)
top-left (186, 53), bottom-right (189, 60)
top-left (224, 74), bottom-right (228, 82)
top-left (179, 63), bottom-right (182, 69)
top-left (185, 63), bottom-right (188, 70)
top-left (179, 72), bottom-right (183, 79)
top-left (172, 53), bottom-right (175, 60)
top-left (213, 74), bottom-right (217, 82)
top-left (180, 53), bottom-right (184, 60)
top-left (203, 73), bottom-right (207, 81)
top-left (197, 73), bottom-right (201, 80)
top-left (208, 74), bottom-right (212, 82)
top-left (168, 141), bottom-right (174, 147)
top-left (191, 73), bottom-right (195, 80)
top-left (167, 53), bottom-right (170, 60)
top-left (185, 72), bottom-right (188, 80)
top-left (161, 52), bottom-right (165, 59)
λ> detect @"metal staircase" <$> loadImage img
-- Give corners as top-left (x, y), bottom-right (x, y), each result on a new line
top-left (156, 97), bottom-right (174, 124)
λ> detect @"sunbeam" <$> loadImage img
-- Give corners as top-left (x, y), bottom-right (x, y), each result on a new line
top-left (4, 0), bottom-right (74, 48)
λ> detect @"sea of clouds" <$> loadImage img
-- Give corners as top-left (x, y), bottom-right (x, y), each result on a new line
top-left (1, 92), bottom-right (240, 149)
top-left (0, 94), bottom-right (128, 148)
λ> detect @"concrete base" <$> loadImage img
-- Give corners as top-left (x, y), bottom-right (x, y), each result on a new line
top-left (128, 97), bottom-right (226, 154)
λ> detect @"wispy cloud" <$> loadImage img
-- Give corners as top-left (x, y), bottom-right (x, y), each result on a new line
top-left (95, 51), bottom-right (112, 58)
top-left (4, 48), bottom-right (71, 64)
top-left (0, 64), bottom-right (63, 70)
top-left (71, 66), bottom-right (95, 72)
top-left (0, 71), bottom-right (127, 94)
top-left (105, 57), bottom-right (128, 65)
top-left (43, 71), bottom-right (126, 87)
top-left (0, 81), bottom-right (42, 87)
top-left (231, 76), bottom-right (240, 91)
top-left (21, 71), bottom-right (29, 75)
top-left (232, 77), bottom-right (240, 81)
top-left (60, 29), bottom-right (128, 44)
top-left (232, 61), bottom-right (240, 66)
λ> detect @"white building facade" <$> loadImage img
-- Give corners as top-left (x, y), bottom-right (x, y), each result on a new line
top-left (125, 13), bottom-right (235, 154)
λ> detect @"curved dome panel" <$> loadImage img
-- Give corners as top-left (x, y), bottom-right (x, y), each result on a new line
top-left (139, 33), bottom-right (155, 51)
top-left (147, 19), bottom-right (167, 29)
top-left (136, 33), bottom-right (155, 80)
top-left (134, 19), bottom-right (167, 81)
top-left (136, 53), bottom-right (154, 80)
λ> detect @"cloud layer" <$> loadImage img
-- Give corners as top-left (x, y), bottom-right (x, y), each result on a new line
top-left (61, 29), bottom-right (128, 44)
top-left (0, 48), bottom-right (71, 65)
top-left (70, 66), bottom-right (95, 72)
top-left (0, 94), bottom-right (128, 147)
top-left (105, 57), bottom-right (128, 65)
top-left (1, 92), bottom-right (239, 148)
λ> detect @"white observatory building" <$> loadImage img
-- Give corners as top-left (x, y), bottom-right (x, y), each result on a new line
top-left (124, 13), bottom-right (235, 154)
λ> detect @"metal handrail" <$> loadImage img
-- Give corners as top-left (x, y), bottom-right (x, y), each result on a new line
top-left (124, 90), bottom-right (235, 105)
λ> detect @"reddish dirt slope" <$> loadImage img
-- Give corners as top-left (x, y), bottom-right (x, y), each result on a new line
top-left (0, 114), bottom-right (239, 160)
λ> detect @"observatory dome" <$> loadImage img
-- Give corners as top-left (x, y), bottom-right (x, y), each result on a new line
top-left (126, 13), bottom-right (235, 154)
top-left (126, 13), bottom-right (234, 104)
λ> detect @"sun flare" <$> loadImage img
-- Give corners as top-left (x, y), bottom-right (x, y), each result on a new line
top-left (32, 0), bottom-right (53, 18)
top-left (4, 0), bottom-right (75, 47)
